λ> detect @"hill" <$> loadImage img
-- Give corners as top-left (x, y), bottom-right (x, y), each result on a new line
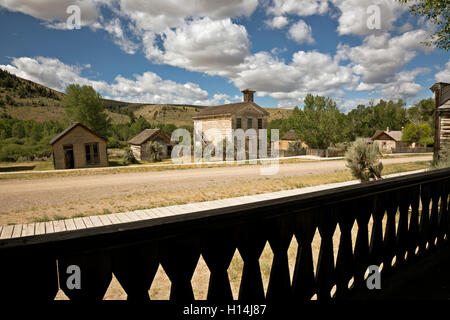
top-left (0, 70), bottom-right (292, 127)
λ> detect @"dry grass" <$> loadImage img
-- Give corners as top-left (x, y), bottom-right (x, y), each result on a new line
top-left (0, 161), bottom-right (428, 226)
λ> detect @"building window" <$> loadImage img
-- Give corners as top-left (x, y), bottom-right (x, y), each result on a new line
top-left (236, 118), bottom-right (242, 129)
top-left (247, 118), bottom-right (253, 129)
top-left (85, 143), bottom-right (100, 165)
top-left (258, 118), bottom-right (263, 129)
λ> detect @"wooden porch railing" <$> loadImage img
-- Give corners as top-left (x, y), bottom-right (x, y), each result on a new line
top-left (0, 168), bottom-right (449, 303)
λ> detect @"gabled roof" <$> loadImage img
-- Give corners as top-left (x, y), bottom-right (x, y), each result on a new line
top-left (371, 130), bottom-right (403, 142)
top-left (192, 101), bottom-right (269, 119)
top-left (50, 123), bottom-right (106, 145)
top-left (128, 129), bottom-right (172, 145)
top-left (281, 130), bottom-right (298, 140)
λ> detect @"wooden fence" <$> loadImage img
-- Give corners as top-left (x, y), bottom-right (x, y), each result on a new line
top-left (0, 168), bottom-right (449, 302)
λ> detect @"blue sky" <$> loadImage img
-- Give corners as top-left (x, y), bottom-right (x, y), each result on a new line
top-left (0, 0), bottom-right (448, 112)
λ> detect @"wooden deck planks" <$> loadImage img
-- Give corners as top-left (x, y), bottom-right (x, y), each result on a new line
top-left (45, 221), bottom-right (54, 234)
top-left (53, 220), bottom-right (66, 233)
top-left (82, 217), bottom-right (94, 228)
top-left (98, 215), bottom-right (113, 226)
top-left (73, 218), bottom-right (86, 229)
top-left (105, 214), bottom-right (121, 224)
top-left (11, 224), bottom-right (23, 238)
top-left (64, 219), bottom-right (77, 231)
top-left (89, 215), bottom-right (103, 227)
top-left (21, 224), bottom-right (35, 237)
top-left (114, 212), bottom-right (132, 223)
top-left (35, 222), bottom-right (46, 235)
top-left (0, 225), bottom-right (14, 239)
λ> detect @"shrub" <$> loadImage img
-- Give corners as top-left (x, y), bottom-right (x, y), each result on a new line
top-left (345, 139), bottom-right (383, 182)
top-left (144, 141), bottom-right (163, 162)
top-left (288, 141), bottom-right (306, 156)
top-left (122, 146), bottom-right (138, 165)
top-left (431, 143), bottom-right (450, 169)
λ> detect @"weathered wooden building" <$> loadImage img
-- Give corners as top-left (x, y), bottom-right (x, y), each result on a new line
top-left (430, 82), bottom-right (450, 159)
top-left (192, 89), bottom-right (269, 143)
top-left (128, 129), bottom-right (173, 161)
top-left (50, 123), bottom-right (108, 169)
top-left (371, 127), bottom-right (406, 152)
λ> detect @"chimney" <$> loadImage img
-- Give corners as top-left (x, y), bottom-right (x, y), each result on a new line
top-left (242, 89), bottom-right (255, 103)
top-left (386, 127), bottom-right (390, 132)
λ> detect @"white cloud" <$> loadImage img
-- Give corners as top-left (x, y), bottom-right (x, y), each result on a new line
top-left (0, 0), bottom-right (100, 26)
top-left (265, 16), bottom-right (289, 29)
top-left (0, 56), bottom-right (108, 92)
top-left (118, 0), bottom-right (258, 32)
top-left (146, 18), bottom-right (251, 76)
top-left (229, 50), bottom-right (358, 105)
top-left (377, 68), bottom-right (430, 100)
top-left (0, 56), bottom-right (233, 105)
top-left (102, 18), bottom-right (139, 54)
top-left (435, 60), bottom-right (450, 83)
top-left (336, 29), bottom-right (431, 84)
top-left (288, 20), bottom-right (314, 44)
top-left (329, 0), bottom-right (407, 36)
top-left (267, 0), bottom-right (328, 17)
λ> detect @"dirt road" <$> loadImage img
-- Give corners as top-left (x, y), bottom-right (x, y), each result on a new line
top-left (0, 156), bottom-right (431, 215)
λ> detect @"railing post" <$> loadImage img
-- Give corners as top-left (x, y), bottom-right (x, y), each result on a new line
top-left (316, 206), bottom-right (337, 300)
top-left (335, 203), bottom-right (355, 299)
top-left (237, 221), bottom-right (266, 301)
top-left (58, 251), bottom-right (112, 301)
top-left (112, 243), bottom-right (159, 301)
top-left (292, 211), bottom-right (317, 301)
top-left (159, 237), bottom-right (200, 302)
top-left (202, 228), bottom-right (236, 302)
top-left (266, 215), bottom-right (294, 302)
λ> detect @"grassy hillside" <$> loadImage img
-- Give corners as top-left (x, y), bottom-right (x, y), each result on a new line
top-left (0, 70), bottom-right (292, 127)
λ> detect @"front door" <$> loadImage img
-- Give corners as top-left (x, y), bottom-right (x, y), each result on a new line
top-left (64, 145), bottom-right (74, 169)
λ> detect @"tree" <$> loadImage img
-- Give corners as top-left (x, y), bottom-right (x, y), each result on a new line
top-left (64, 84), bottom-right (111, 137)
top-left (402, 122), bottom-right (434, 146)
top-left (398, 0), bottom-right (449, 50)
top-left (406, 98), bottom-right (435, 126)
top-left (290, 94), bottom-right (345, 149)
top-left (345, 139), bottom-right (383, 182)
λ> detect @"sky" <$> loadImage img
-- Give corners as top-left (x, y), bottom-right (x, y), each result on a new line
top-left (0, 0), bottom-right (448, 112)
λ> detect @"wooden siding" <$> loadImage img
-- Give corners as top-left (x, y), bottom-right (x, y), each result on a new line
top-left (51, 126), bottom-right (108, 169)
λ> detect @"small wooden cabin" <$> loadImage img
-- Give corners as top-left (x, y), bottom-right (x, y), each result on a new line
top-left (371, 128), bottom-right (406, 152)
top-left (50, 123), bottom-right (108, 169)
top-left (128, 129), bottom-right (173, 161)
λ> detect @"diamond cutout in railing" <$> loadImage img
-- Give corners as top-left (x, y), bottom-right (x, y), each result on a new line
top-left (103, 273), bottom-right (127, 300)
top-left (368, 215), bottom-right (374, 245)
top-left (258, 241), bottom-right (274, 297)
top-left (330, 284), bottom-right (337, 299)
top-left (332, 224), bottom-right (341, 268)
top-left (287, 234), bottom-right (298, 284)
top-left (350, 220), bottom-right (358, 255)
top-left (227, 248), bottom-right (244, 300)
top-left (381, 211), bottom-right (388, 243)
top-left (190, 254), bottom-right (211, 300)
top-left (311, 228), bottom-right (321, 277)
top-left (149, 264), bottom-right (171, 300)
